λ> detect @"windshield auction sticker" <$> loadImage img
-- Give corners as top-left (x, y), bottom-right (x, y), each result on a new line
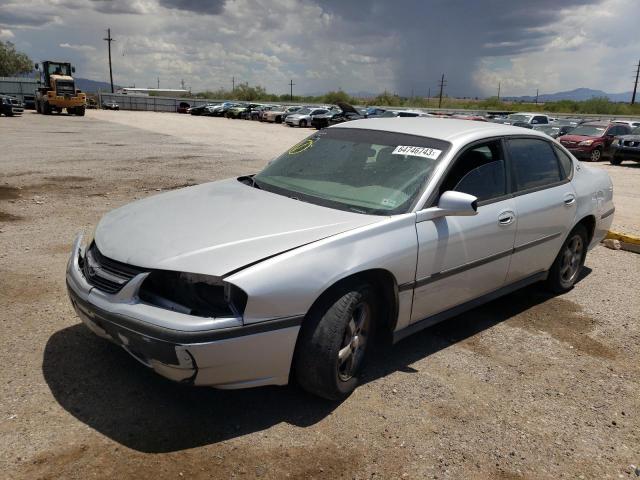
top-left (392, 146), bottom-right (441, 159)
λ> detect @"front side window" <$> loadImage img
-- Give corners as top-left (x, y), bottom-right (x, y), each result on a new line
top-left (254, 129), bottom-right (450, 215)
top-left (508, 138), bottom-right (563, 192)
top-left (440, 141), bottom-right (506, 203)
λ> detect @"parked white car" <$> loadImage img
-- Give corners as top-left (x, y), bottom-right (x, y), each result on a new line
top-left (67, 118), bottom-right (614, 399)
top-left (285, 107), bottom-right (330, 127)
top-left (496, 112), bottom-right (550, 126)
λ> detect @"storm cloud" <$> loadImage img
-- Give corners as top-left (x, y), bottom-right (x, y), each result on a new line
top-left (4, 0), bottom-right (638, 96)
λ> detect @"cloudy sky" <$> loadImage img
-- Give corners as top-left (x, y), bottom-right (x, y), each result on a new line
top-left (1, 0), bottom-right (638, 96)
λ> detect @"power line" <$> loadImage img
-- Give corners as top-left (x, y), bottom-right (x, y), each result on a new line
top-left (437, 73), bottom-right (447, 108)
top-left (103, 28), bottom-right (115, 93)
top-left (632, 59), bottom-right (639, 106)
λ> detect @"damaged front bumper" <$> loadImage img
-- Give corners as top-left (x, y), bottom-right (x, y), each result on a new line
top-left (66, 234), bottom-right (302, 389)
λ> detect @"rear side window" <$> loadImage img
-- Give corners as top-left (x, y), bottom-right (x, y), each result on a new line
top-left (507, 138), bottom-right (563, 192)
top-left (553, 145), bottom-right (574, 179)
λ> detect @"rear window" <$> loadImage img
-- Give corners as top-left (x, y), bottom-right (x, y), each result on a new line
top-left (507, 138), bottom-right (563, 192)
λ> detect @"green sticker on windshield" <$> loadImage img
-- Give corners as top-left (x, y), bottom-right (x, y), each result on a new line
top-left (288, 139), bottom-right (314, 155)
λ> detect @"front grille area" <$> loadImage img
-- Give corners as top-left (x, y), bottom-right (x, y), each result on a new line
top-left (56, 81), bottom-right (75, 96)
top-left (82, 243), bottom-right (148, 294)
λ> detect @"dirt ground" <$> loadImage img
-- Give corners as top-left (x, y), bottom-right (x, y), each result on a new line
top-left (1, 110), bottom-right (639, 480)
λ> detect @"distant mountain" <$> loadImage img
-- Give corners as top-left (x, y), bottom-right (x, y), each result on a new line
top-left (75, 78), bottom-right (120, 93)
top-left (505, 88), bottom-right (632, 103)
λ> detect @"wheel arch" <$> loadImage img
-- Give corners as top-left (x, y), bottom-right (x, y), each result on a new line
top-left (575, 214), bottom-right (596, 244)
top-left (300, 268), bottom-right (400, 345)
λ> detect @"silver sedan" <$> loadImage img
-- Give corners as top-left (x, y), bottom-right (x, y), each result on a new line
top-left (66, 118), bottom-right (614, 399)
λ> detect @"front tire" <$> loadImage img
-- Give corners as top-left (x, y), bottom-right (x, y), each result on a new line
top-left (546, 225), bottom-right (588, 293)
top-left (610, 155), bottom-right (623, 165)
top-left (76, 106), bottom-right (85, 116)
top-left (589, 147), bottom-right (602, 162)
top-left (299, 119), bottom-right (307, 128)
top-left (295, 283), bottom-right (377, 400)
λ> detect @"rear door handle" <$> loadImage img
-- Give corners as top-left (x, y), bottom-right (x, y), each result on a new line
top-left (564, 194), bottom-right (576, 206)
top-left (498, 211), bottom-right (515, 226)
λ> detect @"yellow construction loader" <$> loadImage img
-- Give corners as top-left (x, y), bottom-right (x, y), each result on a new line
top-left (34, 61), bottom-right (86, 116)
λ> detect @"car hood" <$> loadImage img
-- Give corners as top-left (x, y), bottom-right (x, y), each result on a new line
top-left (560, 134), bottom-right (601, 142)
top-left (95, 178), bottom-right (381, 277)
top-left (336, 102), bottom-right (360, 115)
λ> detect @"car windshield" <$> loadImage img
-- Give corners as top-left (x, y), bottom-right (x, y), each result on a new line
top-left (569, 125), bottom-right (606, 137)
top-left (537, 125), bottom-right (558, 133)
top-left (253, 128), bottom-right (450, 215)
top-left (296, 108), bottom-right (311, 115)
top-left (631, 127), bottom-right (640, 135)
top-left (507, 114), bottom-right (532, 122)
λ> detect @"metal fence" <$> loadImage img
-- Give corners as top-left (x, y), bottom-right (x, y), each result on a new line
top-left (0, 77), bottom-right (39, 104)
top-left (97, 92), bottom-right (233, 112)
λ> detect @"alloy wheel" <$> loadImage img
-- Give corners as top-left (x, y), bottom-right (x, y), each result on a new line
top-left (337, 302), bottom-right (371, 381)
top-left (559, 235), bottom-right (583, 286)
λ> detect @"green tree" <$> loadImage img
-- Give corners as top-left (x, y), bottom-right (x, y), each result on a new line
top-left (0, 41), bottom-right (33, 77)
top-left (321, 90), bottom-right (352, 104)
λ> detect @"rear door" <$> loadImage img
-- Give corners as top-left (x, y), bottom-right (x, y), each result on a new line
top-left (505, 137), bottom-right (577, 283)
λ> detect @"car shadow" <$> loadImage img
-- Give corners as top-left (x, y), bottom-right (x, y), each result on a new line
top-left (43, 269), bottom-right (591, 453)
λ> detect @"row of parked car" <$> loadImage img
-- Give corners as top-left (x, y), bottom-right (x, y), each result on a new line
top-left (490, 112), bottom-right (640, 165)
top-left (187, 101), bottom-right (640, 166)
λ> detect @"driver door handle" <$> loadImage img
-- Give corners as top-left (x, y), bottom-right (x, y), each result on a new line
top-left (564, 194), bottom-right (576, 206)
top-left (498, 211), bottom-right (515, 226)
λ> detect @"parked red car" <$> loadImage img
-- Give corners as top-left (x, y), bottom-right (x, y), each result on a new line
top-left (558, 122), bottom-right (631, 161)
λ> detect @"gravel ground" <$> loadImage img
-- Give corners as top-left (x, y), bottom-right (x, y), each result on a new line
top-left (1, 110), bottom-right (639, 480)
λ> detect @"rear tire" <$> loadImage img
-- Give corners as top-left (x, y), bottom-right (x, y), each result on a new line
top-left (76, 106), bottom-right (85, 116)
top-left (36, 100), bottom-right (41, 113)
top-left (295, 283), bottom-right (377, 400)
top-left (42, 101), bottom-right (52, 115)
top-left (610, 155), bottom-right (623, 165)
top-left (546, 225), bottom-right (588, 294)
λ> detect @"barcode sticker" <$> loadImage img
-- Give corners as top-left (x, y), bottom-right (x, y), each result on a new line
top-left (392, 146), bottom-right (442, 159)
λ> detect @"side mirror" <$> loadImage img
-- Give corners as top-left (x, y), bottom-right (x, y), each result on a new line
top-left (34, 63), bottom-right (39, 70)
top-left (416, 191), bottom-right (478, 222)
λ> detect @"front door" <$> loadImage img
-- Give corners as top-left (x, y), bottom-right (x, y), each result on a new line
top-left (411, 140), bottom-right (517, 323)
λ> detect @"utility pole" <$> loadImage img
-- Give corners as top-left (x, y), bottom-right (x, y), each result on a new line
top-left (632, 59), bottom-right (640, 105)
top-left (437, 73), bottom-right (447, 108)
top-left (232, 76), bottom-right (235, 92)
top-left (181, 79), bottom-right (185, 90)
top-left (289, 79), bottom-right (295, 101)
top-left (427, 87), bottom-right (431, 106)
top-left (535, 88), bottom-right (539, 104)
top-left (157, 77), bottom-right (160, 89)
top-left (497, 82), bottom-right (501, 101)
top-left (103, 28), bottom-right (114, 93)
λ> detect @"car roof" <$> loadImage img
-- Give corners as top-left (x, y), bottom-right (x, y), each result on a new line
top-left (334, 117), bottom-right (551, 145)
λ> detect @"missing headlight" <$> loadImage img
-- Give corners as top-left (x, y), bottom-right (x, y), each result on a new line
top-left (139, 271), bottom-right (247, 318)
